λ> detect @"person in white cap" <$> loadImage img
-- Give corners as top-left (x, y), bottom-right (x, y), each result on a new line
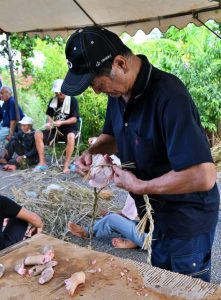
top-left (0, 116), bottom-right (38, 170)
top-left (34, 79), bottom-right (79, 173)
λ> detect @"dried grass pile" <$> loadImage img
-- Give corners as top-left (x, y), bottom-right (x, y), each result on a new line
top-left (10, 168), bottom-right (121, 241)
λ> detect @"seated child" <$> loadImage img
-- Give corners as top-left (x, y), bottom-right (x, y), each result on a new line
top-left (0, 116), bottom-right (39, 170)
top-left (68, 194), bottom-right (147, 249)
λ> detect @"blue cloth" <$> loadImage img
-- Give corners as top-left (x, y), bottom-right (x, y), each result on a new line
top-left (2, 96), bottom-right (24, 128)
top-left (0, 124), bottom-right (9, 142)
top-left (88, 213), bottom-right (146, 248)
top-left (151, 224), bottom-right (216, 282)
top-left (102, 55), bottom-right (219, 239)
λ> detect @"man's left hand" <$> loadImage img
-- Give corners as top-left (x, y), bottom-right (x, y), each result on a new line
top-left (113, 165), bottom-right (142, 194)
top-left (54, 120), bottom-right (63, 127)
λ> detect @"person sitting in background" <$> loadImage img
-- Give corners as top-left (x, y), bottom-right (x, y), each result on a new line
top-left (68, 193), bottom-right (148, 249)
top-left (0, 194), bottom-right (43, 250)
top-left (34, 79), bottom-right (79, 173)
top-left (0, 116), bottom-right (39, 171)
top-left (0, 86), bottom-right (24, 142)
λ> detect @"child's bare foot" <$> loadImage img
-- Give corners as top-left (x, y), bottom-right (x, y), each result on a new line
top-left (68, 222), bottom-right (87, 238)
top-left (112, 238), bottom-right (137, 249)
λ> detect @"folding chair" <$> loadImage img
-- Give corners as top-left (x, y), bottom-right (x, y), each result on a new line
top-left (55, 117), bottom-right (83, 166)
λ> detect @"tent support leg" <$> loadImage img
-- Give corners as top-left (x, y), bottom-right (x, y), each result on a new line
top-left (5, 33), bottom-right (21, 122)
top-left (193, 12), bottom-right (221, 39)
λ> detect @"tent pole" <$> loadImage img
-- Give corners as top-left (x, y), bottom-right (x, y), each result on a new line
top-left (6, 33), bottom-right (21, 122)
top-left (193, 13), bottom-right (221, 39)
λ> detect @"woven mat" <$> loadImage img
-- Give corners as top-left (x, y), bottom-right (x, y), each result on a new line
top-left (128, 260), bottom-right (218, 300)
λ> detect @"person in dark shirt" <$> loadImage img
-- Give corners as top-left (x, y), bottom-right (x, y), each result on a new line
top-left (34, 79), bottom-right (79, 173)
top-left (0, 86), bottom-right (24, 142)
top-left (61, 27), bottom-right (219, 282)
top-left (0, 195), bottom-right (43, 250)
top-left (0, 116), bottom-right (38, 170)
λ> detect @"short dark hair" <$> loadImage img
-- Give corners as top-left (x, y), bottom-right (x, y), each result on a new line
top-left (95, 45), bottom-right (133, 77)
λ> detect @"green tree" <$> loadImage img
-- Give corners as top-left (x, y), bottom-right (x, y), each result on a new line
top-left (32, 39), bottom-right (67, 108)
top-left (125, 22), bottom-right (221, 134)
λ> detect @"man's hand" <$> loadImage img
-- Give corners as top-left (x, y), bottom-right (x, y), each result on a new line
top-left (113, 165), bottom-right (142, 194)
top-left (44, 122), bottom-right (53, 130)
top-left (6, 134), bottom-right (12, 141)
top-left (25, 225), bottom-right (43, 238)
top-left (75, 151), bottom-right (93, 176)
top-left (54, 120), bottom-right (63, 127)
top-left (16, 156), bottom-right (23, 163)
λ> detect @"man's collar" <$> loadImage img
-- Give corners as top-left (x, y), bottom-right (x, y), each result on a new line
top-left (129, 55), bottom-right (152, 102)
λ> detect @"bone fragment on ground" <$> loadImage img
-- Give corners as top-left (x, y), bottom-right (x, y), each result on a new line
top-left (0, 264), bottom-right (5, 278)
top-left (64, 271), bottom-right (86, 296)
top-left (14, 260), bottom-right (26, 275)
top-left (38, 267), bottom-right (54, 284)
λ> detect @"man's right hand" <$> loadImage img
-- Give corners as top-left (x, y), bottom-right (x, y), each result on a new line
top-left (75, 150), bottom-right (92, 176)
top-left (44, 122), bottom-right (53, 130)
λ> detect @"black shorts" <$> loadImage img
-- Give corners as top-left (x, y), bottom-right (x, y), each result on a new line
top-left (42, 128), bottom-right (78, 145)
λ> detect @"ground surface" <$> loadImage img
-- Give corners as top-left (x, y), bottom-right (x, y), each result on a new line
top-left (0, 168), bottom-right (220, 284)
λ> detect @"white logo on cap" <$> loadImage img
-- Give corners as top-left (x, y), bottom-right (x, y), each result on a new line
top-left (67, 60), bottom-right (73, 69)
top-left (96, 61), bottom-right (101, 67)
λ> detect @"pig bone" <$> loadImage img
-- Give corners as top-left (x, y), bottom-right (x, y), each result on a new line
top-left (86, 269), bottom-right (97, 273)
top-left (41, 245), bottom-right (55, 260)
top-left (38, 267), bottom-right (54, 284)
top-left (0, 264), bottom-right (5, 278)
top-left (29, 261), bottom-right (58, 277)
top-left (14, 260), bottom-right (26, 275)
top-left (24, 254), bottom-right (51, 266)
top-left (64, 271), bottom-right (86, 297)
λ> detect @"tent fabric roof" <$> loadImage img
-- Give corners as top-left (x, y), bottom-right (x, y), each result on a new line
top-left (0, 0), bottom-right (221, 37)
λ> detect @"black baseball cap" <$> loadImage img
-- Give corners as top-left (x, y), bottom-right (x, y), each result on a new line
top-left (61, 26), bottom-right (126, 96)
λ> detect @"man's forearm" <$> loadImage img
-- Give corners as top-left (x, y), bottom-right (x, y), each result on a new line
top-left (9, 120), bottom-right (17, 136)
top-left (134, 162), bottom-right (216, 195)
top-left (60, 117), bottom-right (77, 125)
top-left (87, 134), bottom-right (118, 156)
top-left (17, 207), bottom-right (43, 228)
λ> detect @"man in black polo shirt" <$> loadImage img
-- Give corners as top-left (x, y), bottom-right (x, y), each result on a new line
top-left (61, 27), bottom-right (219, 282)
top-left (34, 79), bottom-right (79, 173)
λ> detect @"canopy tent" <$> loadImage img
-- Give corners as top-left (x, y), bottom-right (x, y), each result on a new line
top-left (0, 0), bottom-right (220, 121)
top-left (0, 0), bottom-right (221, 37)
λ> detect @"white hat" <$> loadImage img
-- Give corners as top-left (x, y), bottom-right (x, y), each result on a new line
top-left (52, 79), bottom-right (63, 93)
top-left (19, 116), bottom-right (33, 125)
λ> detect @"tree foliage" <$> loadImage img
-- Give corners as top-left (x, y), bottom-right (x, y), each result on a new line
top-left (126, 22), bottom-right (221, 132)
top-left (32, 39), bottom-right (67, 108)
top-left (1, 22), bottom-right (220, 144)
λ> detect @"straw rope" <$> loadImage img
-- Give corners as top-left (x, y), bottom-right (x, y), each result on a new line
top-left (136, 194), bottom-right (154, 265)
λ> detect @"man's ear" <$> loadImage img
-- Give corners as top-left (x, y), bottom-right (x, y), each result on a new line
top-left (113, 55), bottom-right (128, 73)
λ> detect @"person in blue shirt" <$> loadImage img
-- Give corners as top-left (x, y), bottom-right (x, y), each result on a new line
top-left (0, 86), bottom-right (24, 142)
top-left (61, 27), bottom-right (219, 282)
